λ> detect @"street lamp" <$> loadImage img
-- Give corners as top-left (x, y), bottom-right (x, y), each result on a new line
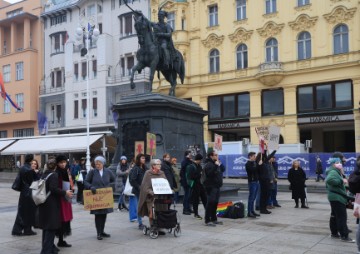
top-left (75, 22), bottom-right (100, 171)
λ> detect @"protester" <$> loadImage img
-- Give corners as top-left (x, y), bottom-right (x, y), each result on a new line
top-left (127, 159), bottom-right (138, 222)
top-left (288, 160), bottom-right (308, 209)
top-left (116, 156), bottom-right (129, 211)
top-left (186, 153), bottom-right (207, 220)
top-left (245, 152), bottom-right (260, 218)
top-left (171, 157), bottom-right (180, 203)
top-left (326, 155), bottom-right (354, 242)
top-left (180, 150), bottom-right (193, 215)
top-left (55, 155), bottom-right (74, 247)
top-left (138, 159), bottom-right (168, 227)
top-left (84, 155), bottom-right (115, 240)
top-left (39, 159), bottom-right (73, 254)
top-left (315, 156), bottom-right (325, 182)
top-left (161, 153), bottom-right (177, 208)
top-left (74, 157), bottom-right (87, 204)
top-left (203, 150), bottom-right (225, 226)
top-left (129, 153), bottom-right (147, 229)
top-left (12, 154), bottom-right (39, 236)
top-left (354, 156), bottom-right (360, 251)
top-left (268, 156), bottom-right (281, 208)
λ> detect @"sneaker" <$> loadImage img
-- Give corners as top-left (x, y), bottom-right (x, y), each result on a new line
top-left (247, 213), bottom-right (256, 218)
top-left (212, 221), bottom-right (223, 225)
top-left (57, 241), bottom-right (72, 247)
top-left (183, 210), bottom-right (191, 215)
top-left (341, 237), bottom-right (355, 243)
top-left (330, 234), bottom-right (340, 238)
top-left (205, 222), bottom-right (216, 227)
top-left (194, 215), bottom-right (202, 220)
top-left (252, 212), bottom-right (260, 217)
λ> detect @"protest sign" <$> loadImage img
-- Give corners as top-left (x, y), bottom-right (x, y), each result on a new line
top-left (268, 125), bottom-right (281, 150)
top-left (146, 132), bottom-right (156, 156)
top-left (83, 187), bottom-right (114, 211)
top-left (135, 141), bottom-right (145, 157)
top-left (214, 133), bottom-right (223, 151)
top-left (151, 178), bottom-right (173, 194)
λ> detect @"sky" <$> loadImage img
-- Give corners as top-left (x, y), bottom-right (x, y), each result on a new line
top-left (6, 0), bottom-right (22, 3)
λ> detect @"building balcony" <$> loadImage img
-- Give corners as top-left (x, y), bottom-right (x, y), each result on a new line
top-left (39, 82), bottom-right (65, 96)
top-left (106, 69), bottom-right (150, 85)
top-left (255, 62), bottom-right (285, 86)
top-left (49, 120), bottom-right (64, 129)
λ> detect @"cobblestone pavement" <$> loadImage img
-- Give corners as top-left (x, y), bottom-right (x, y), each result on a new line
top-left (0, 182), bottom-right (358, 254)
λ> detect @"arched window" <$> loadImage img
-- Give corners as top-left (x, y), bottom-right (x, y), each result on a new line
top-left (297, 31), bottom-right (311, 60)
top-left (209, 49), bottom-right (220, 73)
top-left (236, 44), bottom-right (248, 69)
top-left (333, 24), bottom-right (349, 54)
top-left (265, 38), bottom-right (278, 62)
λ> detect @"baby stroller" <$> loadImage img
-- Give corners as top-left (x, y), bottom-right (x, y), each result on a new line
top-left (143, 194), bottom-right (181, 239)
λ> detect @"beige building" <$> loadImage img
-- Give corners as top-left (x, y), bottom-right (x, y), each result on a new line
top-left (0, 0), bottom-right (43, 138)
top-left (152, 0), bottom-right (360, 153)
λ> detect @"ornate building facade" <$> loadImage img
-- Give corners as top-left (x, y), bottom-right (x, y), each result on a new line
top-left (152, 0), bottom-right (360, 153)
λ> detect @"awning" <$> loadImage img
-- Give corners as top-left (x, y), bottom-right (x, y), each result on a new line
top-left (1, 134), bottom-right (104, 155)
top-left (0, 139), bottom-right (17, 152)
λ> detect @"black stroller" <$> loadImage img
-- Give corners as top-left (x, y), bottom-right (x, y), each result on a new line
top-left (143, 194), bottom-right (181, 239)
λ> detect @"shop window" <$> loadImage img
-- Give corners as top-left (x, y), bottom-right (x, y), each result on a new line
top-left (335, 81), bottom-right (351, 107)
top-left (209, 5), bottom-right (218, 27)
top-left (265, 38), bottom-right (278, 62)
top-left (262, 89), bottom-right (284, 116)
top-left (208, 93), bottom-right (250, 119)
top-left (236, 0), bottom-right (246, 20)
top-left (333, 24), bottom-right (349, 54)
top-left (223, 95), bottom-right (235, 118)
top-left (298, 86), bottom-right (313, 111)
top-left (209, 49), bottom-right (220, 73)
top-left (238, 94), bottom-right (250, 116)
top-left (316, 85), bottom-right (332, 109)
top-left (209, 97), bottom-right (221, 119)
top-left (236, 44), bottom-right (248, 69)
top-left (298, 31), bottom-right (311, 60)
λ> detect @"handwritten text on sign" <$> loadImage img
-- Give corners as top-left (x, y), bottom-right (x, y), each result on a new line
top-left (151, 178), bottom-right (172, 194)
top-left (83, 187), bottom-right (114, 211)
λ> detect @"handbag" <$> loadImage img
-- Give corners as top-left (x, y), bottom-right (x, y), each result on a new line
top-left (75, 172), bottom-right (83, 182)
top-left (12, 172), bottom-right (22, 192)
top-left (124, 177), bottom-right (134, 196)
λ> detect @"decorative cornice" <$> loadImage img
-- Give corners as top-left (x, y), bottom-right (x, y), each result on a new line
top-left (288, 14), bottom-right (318, 31)
top-left (201, 33), bottom-right (224, 48)
top-left (323, 6), bottom-right (357, 24)
top-left (294, 4), bottom-right (311, 12)
top-left (257, 21), bottom-right (285, 38)
top-left (162, 1), bottom-right (177, 11)
top-left (330, 0), bottom-right (350, 2)
top-left (228, 28), bottom-right (253, 44)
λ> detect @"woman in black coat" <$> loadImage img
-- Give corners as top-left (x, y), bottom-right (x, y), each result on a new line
top-left (38, 159), bottom-right (73, 254)
top-left (288, 160), bottom-right (309, 208)
top-left (84, 156), bottom-right (115, 240)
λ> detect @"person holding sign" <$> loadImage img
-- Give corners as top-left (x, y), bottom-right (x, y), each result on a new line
top-left (84, 156), bottom-right (115, 240)
top-left (138, 159), bottom-right (168, 227)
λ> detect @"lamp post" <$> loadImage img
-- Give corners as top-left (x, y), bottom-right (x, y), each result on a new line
top-left (75, 22), bottom-right (100, 171)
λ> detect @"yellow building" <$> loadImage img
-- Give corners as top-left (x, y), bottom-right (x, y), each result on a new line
top-left (152, 0), bottom-right (360, 153)
top-left (0, 0), bottom-right (43, 138)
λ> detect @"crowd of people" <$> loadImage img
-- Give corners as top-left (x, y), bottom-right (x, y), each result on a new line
top-left (9, 149), bottom-right (360, 253)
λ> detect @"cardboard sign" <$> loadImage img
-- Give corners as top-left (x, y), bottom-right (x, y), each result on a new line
top-left (188, 144), bottom-right (201, 157)
top-left (151, 178), bottom-right (172, 194)
top-left (146, 132), bottom-right (156, 156)
top-left (268, 125), bottom-right (281, 150)
top-left (214, 133), bottom-right (223, 151)
top-left (135, 141), bottom-right (145, 157)
top-left (83, 187), bottom-right (114, 211)
top-left (255, 126), bottom-right (270, 141)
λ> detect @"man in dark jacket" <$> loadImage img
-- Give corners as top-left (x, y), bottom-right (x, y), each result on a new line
top-left (245, 152), bottom-right (260, 218)
top-left (203, 150), bottom-right (225, 226)
top-left (180, 150), bottom-right (193, 215)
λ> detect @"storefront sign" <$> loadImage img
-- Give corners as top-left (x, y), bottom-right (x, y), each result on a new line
top-left (298, 114), bottom-right (353, 124)
top-left (208, 121), bottom-right (250, 130)
top-left (83, 187), bottom-right (114, 211)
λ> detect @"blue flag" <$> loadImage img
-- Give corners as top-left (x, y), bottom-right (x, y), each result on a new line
top-left (37, 111), bottom-right (48, 135)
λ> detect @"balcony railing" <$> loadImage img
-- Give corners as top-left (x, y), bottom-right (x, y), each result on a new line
top-left (259, 62), bottom-right (283, 72)
top-left (49, 120), bottom-right (64, 129)
top-left (106, 69), bottom-right (150, 84)
top-left (39, 84), bottom-right (65, 95)
top-left (256, 62), bottom-right (284, 86)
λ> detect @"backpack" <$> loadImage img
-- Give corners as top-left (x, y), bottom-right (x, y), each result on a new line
top-left (30, 173), bottom-right (53, 206)
top-left (348, 171), bottom-right (360, 194)
top-left (11, 172), bottom-right (22, 192)
top-left (223, 202), bottom-right (245, 219)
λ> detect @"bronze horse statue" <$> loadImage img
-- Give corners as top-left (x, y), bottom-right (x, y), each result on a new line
top-left (129, 11), bottom-right (185, 96)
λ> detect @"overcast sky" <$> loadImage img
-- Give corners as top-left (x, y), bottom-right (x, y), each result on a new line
top-left (6, 0), bottom-right (22, 4)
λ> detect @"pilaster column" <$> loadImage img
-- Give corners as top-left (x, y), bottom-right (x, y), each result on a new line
top-left (24, 18), bottom-right (30, 49)
top-left (0, 27), bottom-right (3, 54)
top-left (10, 22), bottom-right (16, 53)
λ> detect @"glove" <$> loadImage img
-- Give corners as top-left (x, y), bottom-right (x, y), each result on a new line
top-left (91, 187), bottom-right (96, 194)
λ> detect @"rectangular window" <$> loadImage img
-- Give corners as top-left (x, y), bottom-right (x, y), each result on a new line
top-left (54, 34), bottom-right (60, 52)
top-left (236, 0), bottom-right (246, 20)
top-left (15, 62), bottom-right (24, 81)
top-left (3, 99), bottom-right (10, 113)
top-left (3, 64), bottom-right (10, 82)
top-left (223, 95), bottom-right (235, 118)
top-left (87, 4), bottom-right (96, 17)
top-left (237, 93), bottom-right (250, 116)
top-left (0, 130), bottom-right (7, 138)
top-left (262, 89), bottom-right (284, 116)
top-left (298, 0), bottom-right (309, 6)
top-left (298, 86), bottom-right (313, 111)
top-left (13, 128), bottom-right (34, 137)
top-left (82, 99), bottom-right (87, 117)
top-left (335, 81), bottom-right (351, 108)
top-left (15, 93), bottom-right (24, 112)
top-left (82, 62), bottom-right (87, 79)
top-left (209, 5), bottom-right (218, 27)
top-left (316, 85), bottom-right (332, 109)
top-left (121, 58), bottom-right (125, 76)
top-left (74, 63), bottom-right (78, 81)
top-left (93, 97), bottom-right (97, 117)
top-left (92, 60), bottom-right (97, 78)
top-left (209, 97), bottom-right (221, 119)
top-left (98, 23), bottom-right (103, 34)
top-left (124, 14), bottom-right (133, 35)
top-left (111, 0), bottom-right (115, 10)
top-left (167, 12), bottom-right (175, 30)
top-left (74, 100), bottom-right (79, 119)
top-left (56, 105), bottom-right (61, 123)
top-left (127, 56), bottom-right (134, 76)
top-left (265, 0), bottom-right (277, 14)
top-left (51, 72), bottom-right (55, 87)
top-left (56, 70), bottom-right (62, 87)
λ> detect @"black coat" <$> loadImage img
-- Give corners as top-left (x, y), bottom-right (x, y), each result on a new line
top-left (17, 163), bottom-right (39, 227)
top-left (180, 157), bottom-right (192, 187)
top-left (38, 171), bottom-right (66, 230)
top-left (245, 160), bottom-right (259, 182)
top-left (288, 167), bottom-right (307, 199)
top-left (129, 164), bottom-right (147, 196)
top-left (84, 168), bottom-right (115, 215)
top-left (161, 160), bottom-right (177, 190)
top-left (203, 158), bottom-right (225, 189)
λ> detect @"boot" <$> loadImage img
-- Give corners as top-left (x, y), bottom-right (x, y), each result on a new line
top-left (122, 203), bottom-right (129, 211)
top-left (118, 204), bottom-right (123, 211)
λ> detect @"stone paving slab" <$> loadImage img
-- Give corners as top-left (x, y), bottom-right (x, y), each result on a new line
top-left (0, 182), bottom-right (358, 254)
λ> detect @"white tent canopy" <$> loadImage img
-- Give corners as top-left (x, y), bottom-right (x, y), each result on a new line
top-left (0, 139), bottom-right (17, 152)
top-left (0, 133), bottom-right (109, 155)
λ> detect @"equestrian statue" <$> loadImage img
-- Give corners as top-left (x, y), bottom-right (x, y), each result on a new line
top-left (124, 2), bottom-right (185, 96)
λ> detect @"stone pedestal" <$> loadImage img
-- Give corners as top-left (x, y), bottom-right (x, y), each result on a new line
top-left (111, 93), bottom-right (207, 166)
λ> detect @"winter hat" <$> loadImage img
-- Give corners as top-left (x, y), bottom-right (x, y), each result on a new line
top-left (120, 156), bottom-right (127, 161)
top-left (194, 154), bottom-right (203, 161)
top-left (94, 156), bottom-right (106, 165)
top-left (56, 154), bottom-right (68, 164)
top-left (329, 157), bottom-right (341, 165)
